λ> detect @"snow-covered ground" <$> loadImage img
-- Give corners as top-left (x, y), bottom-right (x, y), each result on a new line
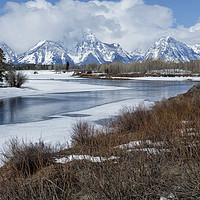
top-left (110, 75), bottom-right (200, 81)
top-left (0, 71), bottom-right (150, 148)
top-left (0, 71), bottom-right (127, 99)
top-left (128, 76), bottom-right (200, 81)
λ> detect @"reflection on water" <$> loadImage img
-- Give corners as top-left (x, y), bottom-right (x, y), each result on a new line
top-left (0, 79), bottom-right (197, 125)
top-left (0, 97), bottom-right (23, 124)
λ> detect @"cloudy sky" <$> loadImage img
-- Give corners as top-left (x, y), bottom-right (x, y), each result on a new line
top-left (0, 0), bottom-right (200, 53)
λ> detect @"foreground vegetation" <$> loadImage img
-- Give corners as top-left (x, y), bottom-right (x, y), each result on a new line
top-left (0, 85), bottom-right (200, 199)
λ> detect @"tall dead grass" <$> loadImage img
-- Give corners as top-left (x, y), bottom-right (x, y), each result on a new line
top-left (1, 85), bottom-right (200, 199)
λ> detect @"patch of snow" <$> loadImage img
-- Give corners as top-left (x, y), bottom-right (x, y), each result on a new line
top-left (188, 43), bottom-right (200, 54)
top-left (115, 140), bottom-right (152, 149)
top-left (115, 140), bottom-right (165, 149)
top-left (127, 76), bottom-right (200, 81)
top-left (128, 148), bottom-right (170, 154)
top-left (0, 42), bottom-right (18, 63)
top-left (55, 155), bottom-right (119, 163)
top-left (160, 197), bottom-right (168, 200)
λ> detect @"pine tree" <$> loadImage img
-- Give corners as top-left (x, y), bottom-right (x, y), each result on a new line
top-left (66, 61), bottom-right (69, 71)
top-left (0, 48), bottom-right (6, 82)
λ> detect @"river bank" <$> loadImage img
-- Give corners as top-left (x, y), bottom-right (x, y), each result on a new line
top-left (77, 71), bottom-right (200, 81)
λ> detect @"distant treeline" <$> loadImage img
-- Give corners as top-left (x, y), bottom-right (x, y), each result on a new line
top-left (82, 59), bottom-right (200, 74)
top-left (13, 63), bottom-right (80, 71)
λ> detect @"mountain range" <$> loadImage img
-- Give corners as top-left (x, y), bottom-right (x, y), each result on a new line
top-left (1, 33), bottom-right (200, 66)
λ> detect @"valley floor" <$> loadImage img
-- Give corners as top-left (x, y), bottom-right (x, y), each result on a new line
top-left (0, 70), bottom-right (199, 149)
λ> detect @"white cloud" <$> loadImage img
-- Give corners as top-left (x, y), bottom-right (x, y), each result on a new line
top-left (0, 0), bottom-right (199, 54)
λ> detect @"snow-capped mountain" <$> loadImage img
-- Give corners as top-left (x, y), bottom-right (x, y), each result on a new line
top-left (69, 31), bottom-right (133, 65)
top-left (1, 35), bottom-right (200, 66)
top-left (188, 43), bottom-right (200, 54)
top-left (0, 42), bottom-right (18, 63)
top-left (131, 49), bottom-right (145, 62)
top-left (145, 37), bottom-right (200, 62)
top-left (18, 40), bottom-right (74, 65)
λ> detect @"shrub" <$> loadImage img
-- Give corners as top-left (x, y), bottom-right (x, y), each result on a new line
top-left (111, 105), bottom-right (150, 134)
top-left (4, 70), bottom-right (28, 88)
top-left (0, 139), bottom-right (82, 199)
top-left (71, 121), bottom-right (96, 146)
top-left (1, 138), bottom-right (56, 176)
top-left (0, 159), bottom-right (82, 199)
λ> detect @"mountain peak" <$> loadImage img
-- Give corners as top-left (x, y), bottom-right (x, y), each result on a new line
top-left (18, 40), bottom-right (74, 65)
top-left (155, 36), bottom-right (177, 46)
top-left (82, 29), bottom-right (97, 42)
top-left (29, 40), bottom-right (47, 52)
top-left (69, 30), bottom-right (133, 65)
top-left (145, 36), bottom-right (199, 62)
top-left (0, 42), bottom-right (18, 63)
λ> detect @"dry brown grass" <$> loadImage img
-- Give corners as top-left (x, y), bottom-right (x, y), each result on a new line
top-left (1, 85), bottom-right (200, 199)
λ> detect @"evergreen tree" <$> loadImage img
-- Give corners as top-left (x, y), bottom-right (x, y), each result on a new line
top-left (0, 48), bottom-right (6, 82)
top-left (66, 61), bottom-right (69, 71)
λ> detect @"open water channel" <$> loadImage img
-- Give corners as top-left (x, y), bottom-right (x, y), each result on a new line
top-left (0, 78), bottom-right (197, 125)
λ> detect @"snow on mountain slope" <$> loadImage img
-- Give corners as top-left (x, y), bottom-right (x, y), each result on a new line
top-left (0, 42), bottom-right (18, 63)
top-left (69, 30), bottom-right (133, 65)
top-left (131, 49), bottom-right (145, 62)
top-left (145, 37), bottom-right (199, 62)
top-left (1, 35), bottom-right (200, 66)
top-left (188, 43), bottom-right (200, 54)
top-left (18, 40), bottom-right (74, 65)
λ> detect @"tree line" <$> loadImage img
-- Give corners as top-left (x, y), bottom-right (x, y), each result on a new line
top-left (82, 59), bottom-right (200, 75)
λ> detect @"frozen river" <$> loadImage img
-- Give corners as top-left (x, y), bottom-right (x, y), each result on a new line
top-left (0, 71), bottom-right (198, 146)
top-left (0, 78), bottom-right (196, 125)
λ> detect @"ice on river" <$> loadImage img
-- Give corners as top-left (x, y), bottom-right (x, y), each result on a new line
top-left (0, 71), bottom-right (150, 148)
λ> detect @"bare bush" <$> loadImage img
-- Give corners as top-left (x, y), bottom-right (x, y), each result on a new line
top-left (0, 160), bottom-right (82, 199)
top-left (1, 138), bottom-right (56, 176)
top-left (71, 121), bottom-right (96, 146)
top-left (0, 138), bottom-right (83, 199)
top-left (5, 70), bottom-right (28, 88)
top-left (111, 105), bottom-right (150, 134)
